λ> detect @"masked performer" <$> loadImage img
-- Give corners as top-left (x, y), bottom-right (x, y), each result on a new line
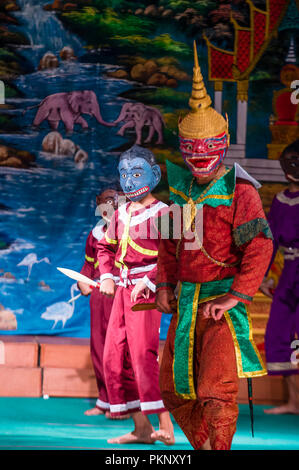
top-left (97, 145), bottom-right (175, 445)
top-left (78, 188), bottom-right (128, 418)
top-left (155, 43), bottom-right (274, 450)
top-left (263, 139), bottom-right (299, 415)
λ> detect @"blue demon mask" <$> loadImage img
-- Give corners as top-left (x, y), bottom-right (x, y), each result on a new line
top-left (118, 146), bottom-right (161, 202)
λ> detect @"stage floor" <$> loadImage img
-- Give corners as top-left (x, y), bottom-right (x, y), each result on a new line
top-left (0, 398), bottom-right (298, 451)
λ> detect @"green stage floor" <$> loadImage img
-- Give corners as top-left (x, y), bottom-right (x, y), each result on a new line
top-left (0, 398), bottom-right (298, 451)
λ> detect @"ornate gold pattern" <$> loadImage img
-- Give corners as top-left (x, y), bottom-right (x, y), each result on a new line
top-left (173, 168), bottom-right (238, 269)
top-left (188, 171), bottom-right (239, 268)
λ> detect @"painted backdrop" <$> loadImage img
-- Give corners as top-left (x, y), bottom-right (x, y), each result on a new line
top-left (0, 0), bottom-right (296, 336)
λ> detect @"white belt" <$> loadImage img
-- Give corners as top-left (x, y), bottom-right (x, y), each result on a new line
top-left (282, 247), bottom-right (299, 261)
top-left (120, 263), bottom-right (156, 277)
top-left (118, 278), bottom-right (141, 287)
top-left (119, 263), bottom-right (156, 288)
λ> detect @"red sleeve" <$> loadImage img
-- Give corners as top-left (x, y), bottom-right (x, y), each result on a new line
top-left (96, 211), bottom-right (118, 282)
top-left (228, 182), bottom-right (274, 304)
top-left (156, 237), bottom-right (179, 292)
top-left (80, 231), bottom-right (96, 280)
top-left (156, 206), bottom-right (184, 292)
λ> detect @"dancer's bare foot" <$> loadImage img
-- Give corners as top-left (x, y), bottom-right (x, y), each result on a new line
top-left (264, 404), bottom-right (299, 415)
top-left (151, 411), bottom-right (175, 445)
top-left (150, 429), bottom-right (175, 446)
top-left (108, 429), bottom-right (156, 445)
top-left (84, 407), bottom-right (105, 416)
top-left (105, 411), bottom-right (131, 420)
top-left (264, 376), bottom-right (299, 415)
top-left (107, 411), bottom-right (156, 445)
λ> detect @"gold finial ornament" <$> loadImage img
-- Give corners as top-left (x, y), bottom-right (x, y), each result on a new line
top-left (178, 41), bottom-right (229, 140)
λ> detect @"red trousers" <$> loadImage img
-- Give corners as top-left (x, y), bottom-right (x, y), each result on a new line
top-left (103, 285), bottom-right (166, 416)
top-left (89, 288), bottom-right (113, 410)
top-left (160, 310), bottom-right (239, 450)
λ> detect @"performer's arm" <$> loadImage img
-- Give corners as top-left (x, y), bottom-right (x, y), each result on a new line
top-left (227, 182), bottom-right (274, 304)
top-left (132, 209), bottom-right (178, 303)
top-left (78, 232), bottom-right (95, 296)
top-left (141, 265), bottom-right (157, 293)
top-left (156, 238), bottom-right (179, 293)
top-left (96, 212), bottom-right (118, 296)
top-left (155, 214), bottom-right (180, 313)
top-left (80, 232), bottom-right (95, 279)
top-left (203, 183), bottom-right (273, 320)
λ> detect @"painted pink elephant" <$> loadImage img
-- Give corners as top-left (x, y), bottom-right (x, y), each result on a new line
top-left (110, 102), bottom-right (165, 145)
top-left (32, 90), bottom-right (113, 134)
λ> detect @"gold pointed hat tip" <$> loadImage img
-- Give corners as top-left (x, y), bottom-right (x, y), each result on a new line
top-left (188, 41), bottom-right (211, 112)
top-left (178, 41), bottom-right (229, 139)
top-left (193, 40), bottom-right (199, 69)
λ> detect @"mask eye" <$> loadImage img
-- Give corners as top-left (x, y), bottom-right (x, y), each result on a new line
top-left (208, 143), bottom-right (214, 149)
top-left (186, 144), bottom-right (193, 151)
top-left (121, 173), bottom-right (126, 179)
top-left (133, 173), bottom-right (141, 178)
top-left (106, 199), bottom-right (113, 204)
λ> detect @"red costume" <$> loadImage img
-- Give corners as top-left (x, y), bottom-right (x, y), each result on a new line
top-left (80, 223), bottom-right (119, 412)
top-left (157, 162), bottom-right (274, 450)
top-left (97, 199), bottom-right (168, 416)
top-left (155, 43), bottom-right (273, 450)
top-left (157, 171), bottom-right (273, 302)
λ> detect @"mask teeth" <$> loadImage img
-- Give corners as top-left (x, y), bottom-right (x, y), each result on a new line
top-left (127, 186), bottom-right (148, 197)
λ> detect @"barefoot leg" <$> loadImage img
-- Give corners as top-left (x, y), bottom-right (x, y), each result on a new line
top-left (105, 410), bottom-right (131, 420)
top-left (264, 375), bottom-right (299, 415)
top-left (150, 411), bottom-right (175, 446)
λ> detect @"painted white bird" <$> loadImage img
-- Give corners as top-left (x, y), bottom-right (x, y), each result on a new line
top-left (17, 253), bottom-right (50, 280)
top-left (41, 283), bottom-right (78, 329)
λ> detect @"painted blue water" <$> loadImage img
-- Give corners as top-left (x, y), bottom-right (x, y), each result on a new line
top-left (0, 0), bottom-right (172, 337)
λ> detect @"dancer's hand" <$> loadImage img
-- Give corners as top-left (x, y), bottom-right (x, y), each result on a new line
top-left (131, 280), bottom-right (150, 303)
top-left (202, 294), bottom-right (239, 321)
top-left (156, 289), bottom-right (177, 314)
top-left (77, 281), bottom-right (92, 296)
top-left (259, 277), bottom-right (274, 298)
top-left (100, 278), bottom-right (116, 297)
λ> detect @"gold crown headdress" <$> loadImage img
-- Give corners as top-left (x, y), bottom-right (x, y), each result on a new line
top-left (178, 41), bottom-right (229, 141)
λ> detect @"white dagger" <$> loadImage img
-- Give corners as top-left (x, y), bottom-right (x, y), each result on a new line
top-left (57, 267), bottom-right (100, 288)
